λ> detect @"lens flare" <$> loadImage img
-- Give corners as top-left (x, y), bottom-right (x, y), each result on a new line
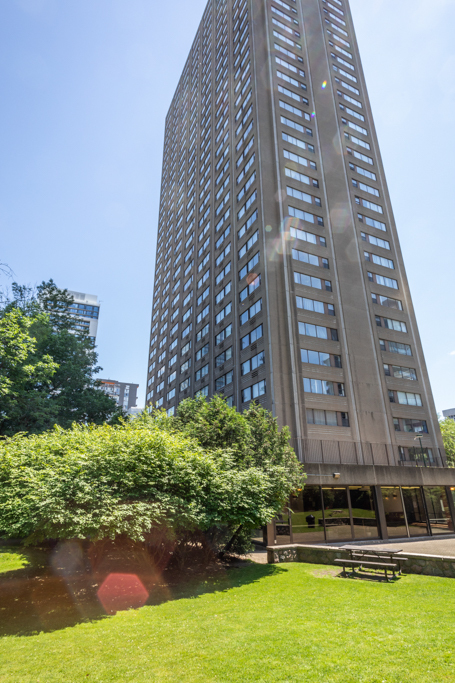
top-left (322, 81), bottom-right (327, 89)
top-left (311, 111), bottom-right (316, 118)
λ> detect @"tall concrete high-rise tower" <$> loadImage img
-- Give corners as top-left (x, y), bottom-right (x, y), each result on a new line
top-left (147, 0), bottom-right (455, 543)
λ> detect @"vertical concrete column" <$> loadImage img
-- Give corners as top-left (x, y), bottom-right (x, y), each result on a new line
top-left (374, 485), bottom-right (388, 541)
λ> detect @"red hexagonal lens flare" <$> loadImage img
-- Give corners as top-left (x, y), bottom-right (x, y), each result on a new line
top-left (97, 573), bottom-right (149, 614)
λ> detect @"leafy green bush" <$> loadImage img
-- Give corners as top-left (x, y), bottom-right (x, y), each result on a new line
top-left (0, 403), bottom-right (302, 564)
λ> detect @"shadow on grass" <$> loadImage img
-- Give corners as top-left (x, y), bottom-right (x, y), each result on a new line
top-left (0, 545), bottom-right (284, 638)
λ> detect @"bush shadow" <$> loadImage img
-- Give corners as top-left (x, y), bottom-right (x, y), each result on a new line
top-left (0, 545), bottom-right (284, 638)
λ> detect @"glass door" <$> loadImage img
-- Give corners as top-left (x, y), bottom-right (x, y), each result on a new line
top-left (290, 486), bottom-right (325, 543)
top-left (381, 487), bottom-right (408, 538)
top-left (322, 487), bottom-right (352, 542)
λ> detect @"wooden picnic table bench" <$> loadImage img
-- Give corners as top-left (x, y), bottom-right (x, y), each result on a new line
top-left (334, 558), bottom-right (398, 581)
top-left (339, 546), bottom-right (408, 577)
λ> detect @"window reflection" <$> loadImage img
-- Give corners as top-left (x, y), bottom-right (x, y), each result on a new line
top-left (290, 486), bottom-right (325, 543)
top-left (401, 487), bottom-right (428, 536)
top-left (322, 487), bottom-right (352, 541)
top-left (349, 486), bottom-right (379, 539)
top-left (423, 487), bottom-right (454, 535)
top-left (381, 487), bottom-right (407, 538)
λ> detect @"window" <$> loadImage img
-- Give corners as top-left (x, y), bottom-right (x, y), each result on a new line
top-left (299, 321), bottom-right (338, 341)
top-left (216, 262), bottom-right (231, 285)
top-left (290, 226), bottom-right (326, 247)
top-left (283, 148), bottom-right (316, 170)
top-left (278, 84), bottom-right (306, 104)
top-left (156, 381), bottom-right (164, 393)
top-left (237, 190), bottom-right (257, 219)
top-left (196, 305), bottom-right (210, 324)
top-left (216, 225), bottom-right (231, 249)
top-left (239, 230), bottom-right (258, 258)
top-left (241, 350), bottom-right (265, 375)
top-left (216, 302), bottom-right (232, 324)
top-left (394, 418), bottom-right (428, 433)
top-left (371, 293), bottom-right (402, 310)
top-left (375, 316), bottom-right (407, 333)
top-left (180, 377), bottom-right (191, 392)
top-left (182, 307), bottom-right (192, 323)
top-left (240, 298), bottom-right (262, 325)
top-left (167, 388), bottom-right (176, 401)
top-left (288, 206), bottom-right (324, 225)
top-left (195, 364), bottom-right (209, 381)
top-left (196, 323), bottom-right (210, 341)
top-left (347, 147), bottom-right (373, 166)
top-left (242, 379), bottom-right (266, 403)
top-left (182, 323), bottom-right (192, 339)
top-left (197, 269), bottom-right (210, 288)
top-left (240, 274), bottom-right (261, 301)
top-left (281, 116), bottom-right (312, 137)
top-left (344, 131), bottom-right (370, 150)
top-left (296, 296), bottom-right (334, 316)
top-left (215, 370), bottom-right (233, 390)
top-left (168, 370), bottom-right (177, 384)
top-left (301, 348), bottom-right (341, 368)
top-left (280, 100), bottom-right (309, 121)
top-left (293, 248), bottom-right (328, 268)
top-left (180, 358), bottom-right (192, 373)
top-left (277, 71), bottom-right (307, 93)
top-left (181, 340), bottom-right (191, 355)
top-left (380, 339), bottom-right (412, 356)
top-left (215, 346), bottom-right (233, 366)
top-left (367, 272), bottom-right (398, 289)
top-left (241, 323), bottom-right (263, 349)
top-left (364, 252), bottom-right (394, 269)
top-left (303, 378), bottom-right (345, 396)
top-left (361, 233), bottom-right (390, 250)
top-left (393, 391), bottom-right (422, 407)
top-left (239, 251), bottom-right (259, 280)
top-left (294, 272), bottom-right (332, 291)
top-left (216, 281), bottom-right (232, 304)
top-left (384, 364), bottom-right (416, 381)
top-left (215, 323), bottom-right (232, 345)
top-left (352, 178), bottom-right (379, 197)
top-left (196, 344), bottom-right (209, 361)
top-left (358, 213), bottom-right (386, 232)
top-left (306, 409), bottom-right (349, 427)
top-left (282, 131), bottom-right (315, 154)
top-left (197, 286), bottom-right (210, 306)
top-left (349, 162), bottom-right (376, 181)
top-left (238, 209), bottom-right (258, 239)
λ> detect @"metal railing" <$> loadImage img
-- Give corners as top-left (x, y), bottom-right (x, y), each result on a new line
top-left (292, 438), bottom-right (446, 468)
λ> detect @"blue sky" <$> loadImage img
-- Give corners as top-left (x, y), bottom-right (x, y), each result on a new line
top-left (0, 0), bottom-right (454, 412)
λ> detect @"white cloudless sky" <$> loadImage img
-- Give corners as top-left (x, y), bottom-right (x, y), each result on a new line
top-left (0, 0), bottom-right (454, 413)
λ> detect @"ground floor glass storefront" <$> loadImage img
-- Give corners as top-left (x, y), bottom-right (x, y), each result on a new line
top-left (274, 485), bottom-right (455, 544)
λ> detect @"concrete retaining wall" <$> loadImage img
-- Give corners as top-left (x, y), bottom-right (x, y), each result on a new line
top-left (267, 544), bottom-right (455, 578)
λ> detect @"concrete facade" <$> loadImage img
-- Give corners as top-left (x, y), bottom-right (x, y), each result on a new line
top-left (67, 291), bottom-right (100, 341)
top-left (146, 0), bottom-right (444, 473)
top-left (99, 379), bottom-right (139, 413)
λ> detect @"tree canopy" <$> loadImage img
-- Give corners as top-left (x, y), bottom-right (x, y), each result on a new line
top-left (0, 398), bottom-right (303, 560)
top-left (0, 280), bottom-right (122, 436)
top-left (439, 417), bottom-right (455, 467)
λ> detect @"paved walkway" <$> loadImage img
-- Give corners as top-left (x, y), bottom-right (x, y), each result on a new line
top-left (246, 548), bottom-right (268, 564)
top-left (249, 538), bottom-right (455, 562)
top-left (348, 537), bottom-right (455, 557)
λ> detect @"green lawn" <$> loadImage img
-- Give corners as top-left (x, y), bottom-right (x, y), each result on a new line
top-left (0, 548), bottom-right (29, 574)
top-left (1, 553), bottom-right (455, 683)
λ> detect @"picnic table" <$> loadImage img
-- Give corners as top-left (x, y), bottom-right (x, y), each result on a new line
top-left (334, 545), bottom-right (408, 581)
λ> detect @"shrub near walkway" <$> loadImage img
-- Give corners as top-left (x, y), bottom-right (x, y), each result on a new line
top-left (1, 558), bottom-right (455, 682)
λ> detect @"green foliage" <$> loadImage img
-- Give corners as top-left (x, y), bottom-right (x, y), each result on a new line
top-left (0, 414), bottom-right (301, 557)
top-left (0, 279), bottom-right (122, 436)
top-left (175, 395), bottom-right (302, 486)
top-left (439, 417), bottom-right (455, 467)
